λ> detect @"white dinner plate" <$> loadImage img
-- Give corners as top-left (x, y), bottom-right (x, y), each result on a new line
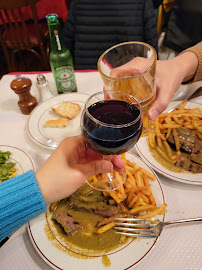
top-left (136, 101), bottom-right (202, 185)
top-left (28, 152), bottom-right (166, 270)
top-left (27, 93), bottom-right (90, 149)
top-left (0, 145), bottom-right (35, 178)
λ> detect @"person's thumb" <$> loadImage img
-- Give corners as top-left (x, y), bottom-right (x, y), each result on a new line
top-left (148, 93), bottom-right (170, 120)
top-left (77, 160), bottom-right (113, 179)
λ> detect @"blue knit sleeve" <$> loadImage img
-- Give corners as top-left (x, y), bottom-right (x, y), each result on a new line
top-left (0, 170), bottom-right (47, 241)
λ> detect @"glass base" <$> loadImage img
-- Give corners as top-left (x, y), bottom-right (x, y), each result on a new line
top-left (86, 169), bottom-right (126, 192)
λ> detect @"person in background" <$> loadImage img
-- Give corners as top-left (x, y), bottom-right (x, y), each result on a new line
top-left (110, 42), bottom-right (202, 120)
top-left (163, 0), bottom-right (202, 53)
top-left (0, 135), bottom-right (124, 242)
top-left (62, 0), bottom-right (158, 70)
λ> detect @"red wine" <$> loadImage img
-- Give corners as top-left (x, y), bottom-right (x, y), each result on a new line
top-left (82, 100), bottom-right (142, 155)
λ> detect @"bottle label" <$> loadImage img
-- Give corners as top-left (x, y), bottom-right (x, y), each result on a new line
top-left (54, 30), bottom-right (61, 51)
top-left (55, 66), bottom-right (76, 92)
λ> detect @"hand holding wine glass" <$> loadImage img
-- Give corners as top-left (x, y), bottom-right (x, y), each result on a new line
top-left (81, 90), bottom-right (142, 191)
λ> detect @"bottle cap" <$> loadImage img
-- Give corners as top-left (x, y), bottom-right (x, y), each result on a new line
top-left (36, 74), bottom-right (47, 85)
top-left (46, 14), bottom-right (59, 24)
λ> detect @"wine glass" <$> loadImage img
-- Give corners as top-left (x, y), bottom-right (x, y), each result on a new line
top-left (81, 90), bottom-right (142, 191)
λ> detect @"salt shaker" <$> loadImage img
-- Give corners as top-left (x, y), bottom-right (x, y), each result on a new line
top-left (10, 75), bottom-right (38, 115)
top-left (36, 74), bottom-right (52, 102)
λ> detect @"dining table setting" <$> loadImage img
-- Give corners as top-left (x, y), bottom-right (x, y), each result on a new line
top-left (0, 69), bottom-right (202, 270)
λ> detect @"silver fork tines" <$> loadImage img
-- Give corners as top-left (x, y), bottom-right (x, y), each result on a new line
top-left (114, 217), bottom-right (202, 238)
top-left (114, 218), bottom-right (158, 238)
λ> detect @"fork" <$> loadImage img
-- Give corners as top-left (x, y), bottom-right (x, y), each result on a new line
top-left (114, 217), bottom-right (202, 238)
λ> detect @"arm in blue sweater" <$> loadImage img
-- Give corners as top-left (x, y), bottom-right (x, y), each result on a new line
top-left (0, 170), bottom-right (47, 241)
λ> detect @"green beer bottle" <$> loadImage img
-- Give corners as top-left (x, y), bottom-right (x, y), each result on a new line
top-left (46, 14), bottom-right (77, 94)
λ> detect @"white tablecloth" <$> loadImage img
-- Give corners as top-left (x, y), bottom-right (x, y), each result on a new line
top-left (0, 71), bottom-right (202, 270)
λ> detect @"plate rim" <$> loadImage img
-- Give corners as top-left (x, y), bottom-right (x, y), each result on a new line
top-left (27, 152), bottom-right (166, 270)
top-left (136, 101), bottom-right (202, 185)
top-left (0, 145), bottom-right (35, 171)
top-left (27, 92), bottom-right (91, 149)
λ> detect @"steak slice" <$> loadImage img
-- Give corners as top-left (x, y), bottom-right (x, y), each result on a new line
top-left (94, 210), bottom-right (115, 217)
top-left (191, 151), bottom-right (202, 165)
top-left (176, 155), bottom-right (202, 173)
top-left (53, 211), bottom-right (81, 235)
top-left (168, 128), bottom-right (202, 154)
top-left (69, 185), bottom-right (120, 216)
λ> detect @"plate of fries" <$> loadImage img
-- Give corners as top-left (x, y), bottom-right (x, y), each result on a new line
top-left (136, 101), bottom-right (202, 185)
top-left (28, 152), bottom-right (166, 270)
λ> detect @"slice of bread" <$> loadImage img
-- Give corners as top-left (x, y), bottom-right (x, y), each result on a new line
top-left (52, 101), bottom-right (81, 119)
top-left (44, 118), bottom-right (69, 128)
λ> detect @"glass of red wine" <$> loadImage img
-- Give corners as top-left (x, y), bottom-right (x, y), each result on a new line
top-left (81, 90), bottom-right (142, 191)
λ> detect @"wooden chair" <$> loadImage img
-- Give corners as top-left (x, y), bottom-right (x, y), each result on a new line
top-left (0, 0), bottom-right (50, 72)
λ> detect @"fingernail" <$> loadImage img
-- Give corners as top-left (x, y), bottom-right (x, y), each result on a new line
top-left (149, 108), bottom-right (158, 121)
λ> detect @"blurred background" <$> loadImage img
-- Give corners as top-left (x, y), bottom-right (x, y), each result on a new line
top-left (0, 0), bottom-right (201, 78)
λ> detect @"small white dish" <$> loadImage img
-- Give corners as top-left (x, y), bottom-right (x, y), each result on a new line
top-left (28, 152), bottom-right (166, 270)
top-left (27, 93), bottom-right (90, 149)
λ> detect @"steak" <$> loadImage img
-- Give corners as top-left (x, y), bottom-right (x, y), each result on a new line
top-left (191, 152), bottom-right (202, 165)
top-left (53, 212), bottom-right (81, 235)
top-left (168, 128), bottom-right (202, 154)
top-left (167, 128), bottom-right (202, 173)
top-left (175, 153), bottom-right (202, 173)
top-left (69, 185), bottom-right (120, 216)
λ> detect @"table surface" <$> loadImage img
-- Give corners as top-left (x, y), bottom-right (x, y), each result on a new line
top-left (0, 71), bottom-right (202, 270)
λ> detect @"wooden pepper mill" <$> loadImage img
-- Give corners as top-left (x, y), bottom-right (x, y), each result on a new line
top-left (10, 75), bottom-right (38, 115)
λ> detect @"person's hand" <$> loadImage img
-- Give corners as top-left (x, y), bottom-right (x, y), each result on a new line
top-left (35, 135), bottom-right (125, 204)
top-left (149, 52), bottom-right (198, 120)
top-left (110, 52), bottom-right (198, 120)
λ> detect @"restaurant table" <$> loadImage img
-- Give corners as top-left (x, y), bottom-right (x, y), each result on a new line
top-left (0, 71), bottom-right (202, 270)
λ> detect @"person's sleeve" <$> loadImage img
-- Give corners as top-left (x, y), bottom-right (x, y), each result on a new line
top-left (62, 1), bottom-right (76, 58)
top-left (143, 0), bottom-right (158, 53)
top-left (0, 170), bottom-right (47, 241)
top-left (181, 42), bottom-right (202, 82)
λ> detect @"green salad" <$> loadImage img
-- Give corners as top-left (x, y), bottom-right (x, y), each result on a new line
top-left (0, 150), bottom-right (16, 182)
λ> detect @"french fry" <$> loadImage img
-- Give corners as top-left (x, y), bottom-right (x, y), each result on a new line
top-left (149, 193), bottom-right (156, 206)
top-left (172, 115), bottom-right (183, 125)
top-left (177, 101), bottom-right (187, 110)
top-left (163, 140), bottom-right (173, 157)
top-left (125, 169), bottom-right (137, 188)
top-left (140, 192), bottom-right (150, 204)
top-left (157, 135), bottom-right (163, 148)
top-left (135, 171), bottom-right (144, 188)
top-left (172, 128), bottom-right (180, 152)
top-left (96, 222), bottom-right (116, 234)
top-left (166, 128), bottom-right (172, 139)
top-left (140, 168), bottom-right (156, 181)
top-left (109, 199), bottom-right (117, 205)
top-left (119, 202), bottom-right (129, 212)
top-left (156, 146), bottom-right (176, 163)
top-left (161, 124), bottom-right (181, 129)
top-left (108, 191), bottom-right (121, 204)
top-left (137, 203), bottom-right (167, 218)
top-left (129, 204), bottom-right (156, 214)
top-left (196, 131), bottom-right (202, 139)
top-left (80, 186), bottom-right (94, 195)
top-left (148, 130), bottom-right (156, 149)
top-left (128, 194), bottom-right (141, 209)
